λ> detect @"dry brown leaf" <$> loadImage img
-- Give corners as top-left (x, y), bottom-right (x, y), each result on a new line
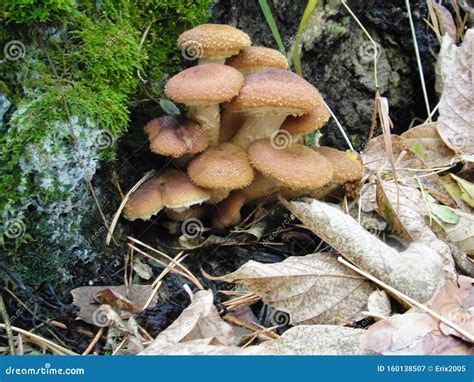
top-left (433, 3), bottom-right (457, 42)
top-left (141, 338), bottom-right (245, 355)
top-left (71, 285), bottom-right (156, 325)
top-left (361, 276), bottom-right (474, 354)
top-left (400, 122), bottom-right (456, 167)
top-left (212, 253), bottom-right (375, 325)
top-left (247, 325), bottom-right (370, 355)
top-left (438, 209), bottom-right (474, 255)
top-left (376, 179), bottom-right (456, 272)
top-left (140, 290), bottom-right (235, 354)
top-left (437, 28), bottom-right (474, 162)
top-left (283, 198), bottom-right (445, 303)
top-left (367, 290), bottom-right (391, 318)
top-left (94, 288), bottom-right (139, 314)
top-left (435, 34), bottom-right (460, 95)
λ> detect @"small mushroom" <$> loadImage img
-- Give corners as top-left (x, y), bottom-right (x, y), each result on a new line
top-left (178, 24), bottom-right (251, 64)
top-left (123, 176), bottom-right (164, 221)
top-left (313, 147), bottom-right (363, 183)
top-left (165, 64), bottom-right (244, 145)
top-left (281, 103), bottom-right (330, 143)
top-left (226, 46), bottom-right (288, 75)
top-left (188, 143), bottom-right (254, 203)
top-left (144, 116), bottom-right (208, 158)
top-left (226, 69), bottom-right (324, 149)
top-left (161, 170), bottom-right (210, 212)
top-left (212, 191), bottom-right (246, 229)
top-left (248, 139), bottom-right (333, 191)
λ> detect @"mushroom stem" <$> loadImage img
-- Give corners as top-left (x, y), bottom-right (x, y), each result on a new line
top-left (198, 58), bottom-right (226, 65)
top-left (231, 114), bottom-right (287, 149)
top-left (188, 104), bottom-right (221, 146)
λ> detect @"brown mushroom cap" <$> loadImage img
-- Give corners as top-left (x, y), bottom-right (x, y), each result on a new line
top-left (313, 147), bottom-right (363, 183)
top-left (242, 171), bottom-right (280, 202)
top-left (123, 176), bottom-right (164, 221)
top-left (225, 69), bottom-right (323, 116)
top-left (144, 117), bottom-right (208, 157)
top-left (226, 46), bottom-right (288, 74)
top-left (161, 170), bottom-right (210, 209)
top-left (281, 103), bottom-right (331, 135)
top-left (188, 143), bottom-right (254, 189)
top-left (248, 139), bottom-right (333, 190)
top-left (165, 64), bottom-right (244, 106)
top-left (178, 24), bottom-right (251, 61)
top-left (212, 191), bottom-right (246, 229)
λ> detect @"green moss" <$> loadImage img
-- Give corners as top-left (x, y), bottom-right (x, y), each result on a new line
top-left (0, 0), bottom-right (212, 292)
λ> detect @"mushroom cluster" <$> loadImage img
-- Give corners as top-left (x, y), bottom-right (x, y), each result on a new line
top-left (123, 24), bottom-right (363, 228)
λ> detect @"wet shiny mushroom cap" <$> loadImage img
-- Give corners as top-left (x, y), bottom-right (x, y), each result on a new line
top-left (313, 147), bottom-right (363, 183)
top-left (178, 24), bottom-right (251, 61)
top-left (161, 170), bottom-right (210, 209)
top-left (123, 176), bottom-right (164, 221)
top-left (188, 143), bottom-right (254, 189)
top-left (281, 103), bottom-right (331, 135)
top-left (226, 46), bottom-right (288, 74)
top-left (144, 116), bottom-right (208, 157)
top-left (225, 68), bottom-right (323, 116)
top-left (165, 64), bottom-right (244, 106)
top-left (248, 139), bottom-right (333, 190)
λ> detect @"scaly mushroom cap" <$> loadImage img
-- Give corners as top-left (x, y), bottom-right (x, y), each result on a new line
top-left (188, 143), bottom-right (254, 189)
top-left (161, 170), bottom-right (210, 209)
top-left (178, 24), bottom-right (251, 61)
top-left (313, 147), bottom-right (363, 183)
top-left (281, 103), bottom-right (331, 135)
top-left (248, 139), bottom-right (333, 190)
top-left (225, 68), bottom-right (323, 116)
top-left (226, 46), bottom-right (288, 74)
top-left (165, 64), bottom-right (244, 106)
top-left (123, 176), bottom-right (164, 221)
top-left (144, 116), bottom-right (208, 157)
top-left (213, 191), bottom-right (246, 229)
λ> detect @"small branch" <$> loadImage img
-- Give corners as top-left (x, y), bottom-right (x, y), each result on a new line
top-left (0, 293), bottom-right (15, 355)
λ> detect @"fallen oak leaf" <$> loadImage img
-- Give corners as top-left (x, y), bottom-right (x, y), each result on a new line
top-left (282, 198), bottom-right (445, 303)
top-left (437, 29), bottom-right (474, 162)
top-left (208, 253), bottom-right (375, 325)
top-left (94, 288), bottom-right (139, 314)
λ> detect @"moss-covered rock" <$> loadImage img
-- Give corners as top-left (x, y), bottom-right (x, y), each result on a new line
top-left (0, 0), bottom-right (212, 295)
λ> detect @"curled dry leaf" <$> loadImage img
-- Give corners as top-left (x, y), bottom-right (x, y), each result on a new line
top-left (435, 34), bottom-right (459, 95)
top-left (437, 29), bottom-right (474, 162)
top-left (140, 290), bottom-right (235, 354)
top-left (71, 285), bottom-right (157, 325)
top-left (361, 276), bottom-right (474, 354)
top-left (212, 253), bottom-right (375, 325)
top-left (376, 179), bottom-right (456, 274)
top-left (283, 198), bottom-right (445, 303)
top-left (367, 290), bottom-right (391, 318)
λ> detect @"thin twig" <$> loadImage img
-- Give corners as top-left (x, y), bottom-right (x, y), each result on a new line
top-left (82, 327), bottom-right (104, 355)
top-left (337, 257), bottom-right (474, 342)
top-left (0, 293), bottom-right (15, 355)
top-left (322, 101), bottom-right (355, 151)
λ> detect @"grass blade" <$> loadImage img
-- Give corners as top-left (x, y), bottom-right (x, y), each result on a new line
top-left (258, 0), bottom-right (286, 54)
top-left (293, 0), bottom-right (318, 76)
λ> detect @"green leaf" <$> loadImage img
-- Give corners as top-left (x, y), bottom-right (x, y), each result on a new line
top-left (410, 142), bottom-right (425, 161)
top-left (429, 204), bottom-right (459, 224)
top-left (450, 174), bottom-right (474, 208)
top-left (258, 0), bottom-right (285, 54)
top-left (423, 191), bottom-right (436, 204)
top-left (159, 98), bottom-right (181, 115)
top-left (293, 0), bottom-right (319, 76)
